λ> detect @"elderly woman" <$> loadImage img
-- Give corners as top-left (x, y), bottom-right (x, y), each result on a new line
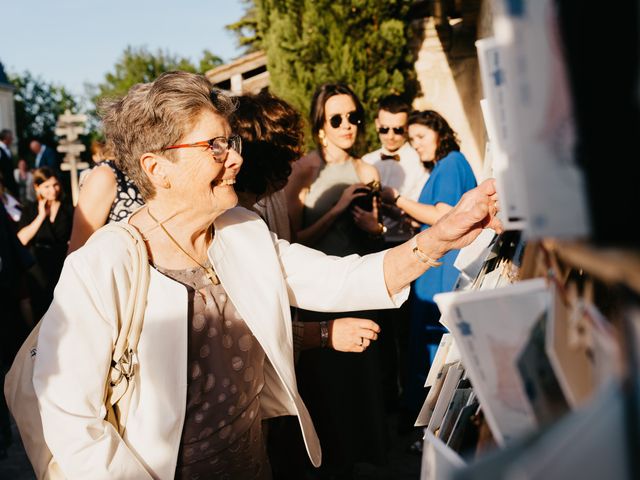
top-left (32, 71), bottom-right (500, 479)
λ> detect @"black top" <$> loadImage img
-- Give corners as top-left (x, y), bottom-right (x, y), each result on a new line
top-left (18, 201), bottom-right (73, 249)
top-left (103, 160), bottom-right (145, 223)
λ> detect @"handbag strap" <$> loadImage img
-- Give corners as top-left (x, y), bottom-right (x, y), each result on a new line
top-left (89, 222), bottom-right (150, 406)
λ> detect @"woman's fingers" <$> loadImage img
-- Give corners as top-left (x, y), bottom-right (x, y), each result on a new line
top-left (332, 317), bottom-right (380, 352)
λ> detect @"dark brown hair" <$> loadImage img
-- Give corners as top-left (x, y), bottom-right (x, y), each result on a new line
top-left (309, 83), bottom-right (365, 156)
top-left (231, 93), bottom-right (304, 198)
top-left (408, 110), bottom-right (460, 169)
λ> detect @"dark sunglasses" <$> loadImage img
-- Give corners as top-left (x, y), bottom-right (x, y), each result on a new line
top-left (378, 126), bottom-right (405, 135)
top-left (328, 112), bottom-right (362, 129)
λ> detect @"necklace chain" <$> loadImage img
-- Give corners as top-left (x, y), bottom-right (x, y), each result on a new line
top-left (146, 208), bottom-right (219, 285)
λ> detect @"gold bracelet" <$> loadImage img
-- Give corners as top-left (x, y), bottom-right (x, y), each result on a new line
top-left (411, 237), bottom-right (443, 267)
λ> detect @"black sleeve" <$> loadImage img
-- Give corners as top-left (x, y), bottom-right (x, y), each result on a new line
top-left (17, 201), bottom-right (38, 230)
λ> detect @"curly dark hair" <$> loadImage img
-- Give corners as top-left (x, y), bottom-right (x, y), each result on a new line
top-left (230, 92), bottom-right (304, 198)
top-left (408, 110), bottom-right (460, 169)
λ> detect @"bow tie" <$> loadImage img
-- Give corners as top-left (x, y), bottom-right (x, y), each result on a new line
top-left (380, 153), bottom-right (400, 161)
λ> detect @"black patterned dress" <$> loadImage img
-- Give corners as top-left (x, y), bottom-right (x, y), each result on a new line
top-left (102, 160), bottom-right (145, 223)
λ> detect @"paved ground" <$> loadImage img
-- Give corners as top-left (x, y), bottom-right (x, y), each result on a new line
top-left (0, 413), bottom-right (422, 480)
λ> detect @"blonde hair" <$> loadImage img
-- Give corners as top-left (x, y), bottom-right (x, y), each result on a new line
top-left (100, 71), bottom-right (236, 199)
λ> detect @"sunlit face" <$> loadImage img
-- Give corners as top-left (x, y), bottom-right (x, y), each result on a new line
top-left (162, 110), bottom-right (243, 219)
top-left (375, 109), bottom-right (408, 152)
top-left (37, 176), bottom-right (61, 201)
top-left (408, 124), bottom-right (438, 162)
top-left (323, 94), bottom-right (359, 151)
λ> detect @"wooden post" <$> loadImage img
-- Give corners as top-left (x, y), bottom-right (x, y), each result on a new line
top-left (55, 109), bottom-right (89, 206)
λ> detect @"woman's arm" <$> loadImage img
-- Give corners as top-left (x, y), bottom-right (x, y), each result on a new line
top-left (34, 235), bottom-right (152, 478)
top-left (67, 165), bottom-right (116, 254)
top-left (293, 317), bottom-right (380, 353)
top-left (17, 200), bottom-right (47, 245)
top-left (383, 187), bottom-right (452, 226)
top-left (383, 179), bottom-right (500, 295)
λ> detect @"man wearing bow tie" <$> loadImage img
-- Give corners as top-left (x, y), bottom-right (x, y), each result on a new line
top-left (362, 95), bottom-right (428, 243)
top-left (362, 96), bottom-right (428, 417)
top-left (362, 95), bottom-right (428, 210)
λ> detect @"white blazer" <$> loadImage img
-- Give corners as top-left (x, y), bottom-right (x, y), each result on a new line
top-left (33, 207), bottom-right (408, 479)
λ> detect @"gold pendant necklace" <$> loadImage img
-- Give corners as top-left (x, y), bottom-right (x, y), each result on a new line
top-left (146, 208), bottom-right (219, 285)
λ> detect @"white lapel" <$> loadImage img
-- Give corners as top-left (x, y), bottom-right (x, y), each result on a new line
top-left (209, 207), bottom-right (296, 388)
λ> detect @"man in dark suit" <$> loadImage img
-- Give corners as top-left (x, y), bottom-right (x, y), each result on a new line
top-left (0, 129), bottom-right (18, 198)
top-left (29, 139), bottom-right (59, 171)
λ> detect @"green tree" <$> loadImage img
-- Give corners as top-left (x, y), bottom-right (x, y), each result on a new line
top-left (88, 46), bottom-right (224, 130)
top-left (254, 0), bottom-right (418, 151)
top-left (226, 0), bottom-right (261, 54)
top-left (199, 49), bottom-right (224, 73)
top-left (92, 46), bottom-right (197, 103)
top-left (10, 71), bottom-right (80, 159)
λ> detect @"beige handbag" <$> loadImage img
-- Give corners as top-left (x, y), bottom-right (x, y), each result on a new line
top-left (3, 222), bottom-right (150, 479)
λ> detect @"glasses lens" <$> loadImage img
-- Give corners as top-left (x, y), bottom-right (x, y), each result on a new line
top-left (378, 127), bottom-right (390, 134)
top-left (393, 127), bottom-right (405, 135)
top-left (209, 137), bottom-right (228, 156)
top-left (329, 114), bottom-right (342, 129)
top-left (347, 112), bottom-right (362, 126)
top-left (229, 135), bottom-right (242, 155)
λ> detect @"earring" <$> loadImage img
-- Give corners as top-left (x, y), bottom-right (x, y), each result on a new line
top-left (318, 129), bottom-right (328, 148)
top-left (161, 177), bottom-right (171, 189)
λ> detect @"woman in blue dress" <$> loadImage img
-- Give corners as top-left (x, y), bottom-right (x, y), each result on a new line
top-left (381, 110), bottom-right (477, 429)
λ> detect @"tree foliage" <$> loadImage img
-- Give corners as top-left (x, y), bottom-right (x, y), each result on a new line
top-left (92, 46), bottom-right (223, 104)
top-left (253, 0), bottom-right (418, 151)
top-left (10, 71), bottom-right (80, 159)
top-left (226, 0), bottom-right (262, 54)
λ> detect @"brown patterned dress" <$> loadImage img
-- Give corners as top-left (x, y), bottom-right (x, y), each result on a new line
top-left (155, 262), bottom-right (271, 480)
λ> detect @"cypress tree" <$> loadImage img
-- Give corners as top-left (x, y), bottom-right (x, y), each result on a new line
top-left (253, 0), bottom-right (417, 151)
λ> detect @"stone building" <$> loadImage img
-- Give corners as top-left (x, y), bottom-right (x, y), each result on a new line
top-left (0, 61), bottom-right (17, 148)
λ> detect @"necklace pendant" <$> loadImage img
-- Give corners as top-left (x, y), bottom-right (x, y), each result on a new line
top-left (205, 267), bottom-right (219, 285)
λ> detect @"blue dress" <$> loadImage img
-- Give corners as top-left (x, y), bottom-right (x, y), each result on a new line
top-left (404, 151), bottom-right (477, 416)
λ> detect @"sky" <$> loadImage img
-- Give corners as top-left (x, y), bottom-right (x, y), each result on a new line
top-left (1, 0), bottom-right (247, 97)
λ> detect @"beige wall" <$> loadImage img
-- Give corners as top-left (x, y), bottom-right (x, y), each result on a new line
top-left (411, 1), bottom-right (493, 179)
top-left (0, 87), bottom-right (16, 148)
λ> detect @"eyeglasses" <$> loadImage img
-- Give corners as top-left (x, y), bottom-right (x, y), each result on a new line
top-left (378, 126), bottom-right (405, 135)
top-left (328, 112), bottom-right (362, 129)
top-left (163, 135), bottom-right (242, 162)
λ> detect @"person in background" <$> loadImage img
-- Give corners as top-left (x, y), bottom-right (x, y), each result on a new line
top-left (14, 158), bottom-right (36, 205)
top-left (361, 95), bottom-right (428, 414)
top-left (17, 167), bottom-right (73, 319)
top-left (0, 129), bottom-right (18, 198)
top-left (0, 173), bottom-right (23, 223)
top-left (381, 109), bottom-right (477, 442)
top-left (0, 201), bottom-right (34, 460)
top-left (29, 138), bottom-right (59, 171)
top-left (362, 95), bottom-right (427, 218)
top-left (285, 83), bottom-right (398, 478)
top-left (31, 71), bottom-right (501, 479)
top-left (66, 137), bottom-right (145, 254)
top-left (232, 91), bottom-right (382, 478)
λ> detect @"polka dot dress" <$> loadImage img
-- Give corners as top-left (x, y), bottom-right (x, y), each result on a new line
top-left (156, 262), bottom-right (270, 480)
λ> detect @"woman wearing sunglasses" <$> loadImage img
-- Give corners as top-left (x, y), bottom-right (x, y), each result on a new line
top-left (284, 83), bottom-right (397, 478)
top-left (30, 72), bottom-right (500, 479)
top-left (381, 109), bottom-right (478, 439)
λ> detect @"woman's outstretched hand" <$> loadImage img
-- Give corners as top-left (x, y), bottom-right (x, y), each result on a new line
top-left (423, 178), bottom-right (503, 257)
top-left (382, 179), bottom-right (503, 296)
